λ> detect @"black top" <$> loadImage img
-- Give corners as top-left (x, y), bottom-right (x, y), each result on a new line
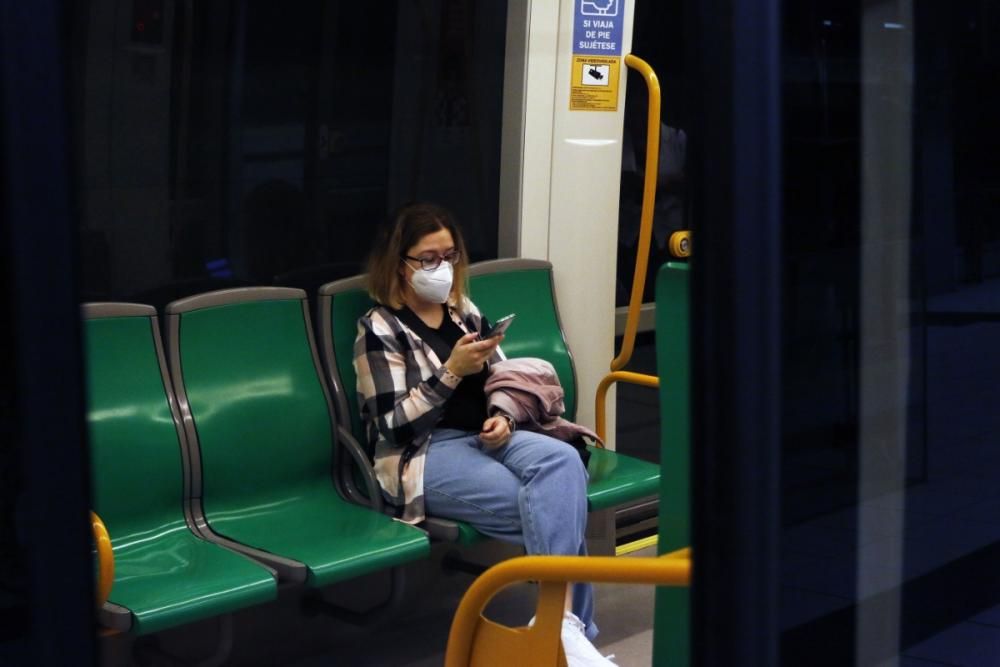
top-left (393, 305), bottom-right (489, 432)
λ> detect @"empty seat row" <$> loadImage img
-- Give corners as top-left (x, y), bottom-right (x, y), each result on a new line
top-left (84, 290), bottom-right (429, 635)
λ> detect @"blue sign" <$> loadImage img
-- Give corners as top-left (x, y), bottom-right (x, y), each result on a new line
top-left (573, 0), bottom-right (624, 56)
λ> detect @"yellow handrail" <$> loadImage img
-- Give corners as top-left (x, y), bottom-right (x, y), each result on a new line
top-left (445, 553), bottom-right (690, 667)
top-left (91, 511), bottom-right (114, 607)
top-left (611, 54), bottom-right (660, 372)
top-left (594, 370), bottom-right (659, 443)
top-left (593, 55), bottom-right (661, 446)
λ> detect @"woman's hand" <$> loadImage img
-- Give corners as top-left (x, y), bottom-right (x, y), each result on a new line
top-left (444, 332), bottom-right (502, 377)
top-left (479, 415), bottom-right (512, 449)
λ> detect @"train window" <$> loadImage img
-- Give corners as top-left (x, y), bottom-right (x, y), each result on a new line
top-left (70, 0), bottom-right (508, 307)
top-left (776, 2), bottom-right (1000, 664)
top-left (616, 1), bottom-right (688, 309)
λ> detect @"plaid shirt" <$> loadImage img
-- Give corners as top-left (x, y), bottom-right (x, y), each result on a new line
top-left (353, 298), bottom-right (504, 524)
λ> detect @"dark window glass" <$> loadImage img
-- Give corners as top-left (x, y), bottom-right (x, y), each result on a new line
top-left (71, 0), bottom-right (507, 309)
top-left (616, 1), bottom-right (688, 308)
top-left (779, 2), bottom-right (1000, 664)
top-left (0, 218), bottom-right (28, 662)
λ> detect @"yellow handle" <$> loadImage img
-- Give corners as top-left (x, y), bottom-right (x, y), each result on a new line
top-left (91, 511), bottom-right (113, 607)
top-left (612, 54), bottom-right (661, 372)
top-left (594, 370), bottom-right (660, 443)
top-left (669, 230), bottom-right (691, 258)
top-left (445, 554), bottom-right (690, 667)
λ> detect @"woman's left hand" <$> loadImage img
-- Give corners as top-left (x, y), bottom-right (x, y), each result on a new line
top-left (479, 415), bottom-right (511, 449)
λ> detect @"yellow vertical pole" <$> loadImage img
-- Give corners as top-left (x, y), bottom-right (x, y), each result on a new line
top-left (611, 54), bottom-right (661, 372)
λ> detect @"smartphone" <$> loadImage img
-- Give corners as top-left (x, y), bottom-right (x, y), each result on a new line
top-left (482, 313), bottom-right (515, 339)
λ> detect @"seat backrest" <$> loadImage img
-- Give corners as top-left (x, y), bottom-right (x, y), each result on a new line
top-left (82, 303), bottom-right (189, 539)
top-left (468, 259), bottom-right (578, 420)
top-left (166, 288), bottom-right (338, 513)
top-left (317, 275), bottom-right (371, 447)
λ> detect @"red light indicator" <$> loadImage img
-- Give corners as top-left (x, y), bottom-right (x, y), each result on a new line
top-left (131, 0), bottom-right (163, 44)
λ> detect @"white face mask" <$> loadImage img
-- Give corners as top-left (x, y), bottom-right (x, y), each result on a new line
top-left (408, 261), bottom-right (454, 304)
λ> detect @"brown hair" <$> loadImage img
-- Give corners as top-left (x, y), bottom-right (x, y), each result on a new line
top-left (366, 202), bottom-right (469, 308)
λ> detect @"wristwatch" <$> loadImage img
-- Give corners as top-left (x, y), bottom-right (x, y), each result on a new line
top-left (495, 411), bottom-right (516, 434)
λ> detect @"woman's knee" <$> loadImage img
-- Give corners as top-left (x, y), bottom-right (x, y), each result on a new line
top-left (516, 433), bottom-right (588, 480)
top-left (541, 437), bottom-right (588, 474)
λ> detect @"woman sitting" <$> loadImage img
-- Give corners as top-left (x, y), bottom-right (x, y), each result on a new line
top-left (353, 202), bottom-right (614, 666)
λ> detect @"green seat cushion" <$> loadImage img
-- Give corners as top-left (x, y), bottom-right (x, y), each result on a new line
top-left (454, 522), bottom-right (487, 545)
top-left (108, 520), bottom-right (275, 635)
top-left (585, 446), bottom-right (661, 511)
top-left (204, 480), bottom-right (429, 586)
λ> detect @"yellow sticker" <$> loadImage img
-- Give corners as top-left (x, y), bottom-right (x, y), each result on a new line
top-left (570, 55), bottom-right (620, 112)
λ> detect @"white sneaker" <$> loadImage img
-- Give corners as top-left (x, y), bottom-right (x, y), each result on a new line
top-left (560, 612), bottom-right (617, 666)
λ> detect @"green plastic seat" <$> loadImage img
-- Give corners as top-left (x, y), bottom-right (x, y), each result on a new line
top-left (317, 259), bottom-right (660, 540)
top-left (585, 446), bottom-right (661, 511)
top-left (467, 260), bottom-right (578, 418)
top-left (468, 259), bottom-right (660, 508)
top-left (83, 303), bottom-right (277, 635)
top-left (165, 288), bottom-right (429, 587)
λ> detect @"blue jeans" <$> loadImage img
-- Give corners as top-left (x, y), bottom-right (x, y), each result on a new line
top-left (423, 428), bottom-right (597, 639)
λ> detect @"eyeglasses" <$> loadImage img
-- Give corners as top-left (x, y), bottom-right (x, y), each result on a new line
top-left (402, 250), bottom-right (461, 271)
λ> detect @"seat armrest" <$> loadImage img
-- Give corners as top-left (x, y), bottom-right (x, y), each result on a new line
top-left (335, 424), bottom-right (383, 512)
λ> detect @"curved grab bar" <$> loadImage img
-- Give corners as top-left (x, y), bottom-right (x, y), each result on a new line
top-left (91, 511), bottom-right (114, 607)
top-left (445, 553), bottom-right (690, 667)
top-left (595, 370), bottom-right (660, 443)
top-left (611, 54), bottom-right (661, 373)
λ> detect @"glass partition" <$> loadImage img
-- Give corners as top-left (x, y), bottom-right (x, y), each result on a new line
top-left (70, 0), bottom-right (507, 308)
